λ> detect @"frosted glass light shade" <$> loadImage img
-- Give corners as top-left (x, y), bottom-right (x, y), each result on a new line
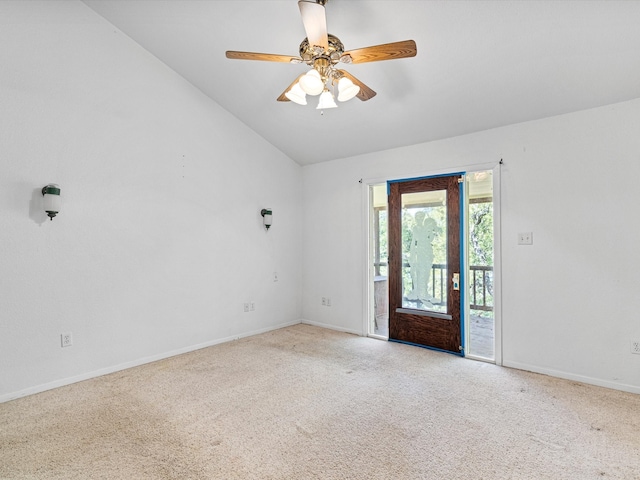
top-left (42, 183), bottom-right (61, 221)
top-left (285, 82), bottom-right (307, 105)
top-left (299, 69), bottom-right (324, 96)
top-left (316, 89), bottom-right (337, 110)
top-left (261, 208), bottom-right (272, 230)
top-left (337, 77), bottom-right (360, 102)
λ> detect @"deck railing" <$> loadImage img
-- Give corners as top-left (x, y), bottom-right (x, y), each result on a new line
top-left (468, 265), bottom-right (493, 311)
top-left (374, 263), bottom-right (493, 311)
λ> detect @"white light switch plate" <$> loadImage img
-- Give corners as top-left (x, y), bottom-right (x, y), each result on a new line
top-left (518, 232), bottom-right (533, 245)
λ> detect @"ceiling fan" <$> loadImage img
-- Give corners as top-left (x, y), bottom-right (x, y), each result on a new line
top-left (225, 0), bottom-right (417, 110)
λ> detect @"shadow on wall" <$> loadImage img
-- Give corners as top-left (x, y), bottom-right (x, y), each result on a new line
top-left (29, 187), bottom-right (50, 226)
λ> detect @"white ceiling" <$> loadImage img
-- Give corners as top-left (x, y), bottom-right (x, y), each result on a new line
top-left (82, 0), bottom-right (640, 166)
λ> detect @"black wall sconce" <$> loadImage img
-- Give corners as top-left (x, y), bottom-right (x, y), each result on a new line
top-left (42, 184), bottom-right (61, 221)
top-left (261, 208), bottom-right (272, 230)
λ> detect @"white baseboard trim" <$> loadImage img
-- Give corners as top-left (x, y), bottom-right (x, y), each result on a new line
top-left (503, 360), bottom-right (640, 395)
top-left (7, 323), bottom-right (635, 403)
top-left (0, 320), bottom-right (302, 404)
top-left (300, 319), bottom-right (362, 336)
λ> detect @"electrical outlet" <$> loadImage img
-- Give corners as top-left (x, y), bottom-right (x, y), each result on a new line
top-left (631, 340), bottom-right (640, 355)
top-left (326, 297), bottom-right (331, 307)
top-left (321, 297), bottom-right (326, 306)
top-left (61, 332), bottom-right (73, 348)
top-left (250, 302), bottom-right (255, 311)
top-left (243, 303), bottom-right (250, 313)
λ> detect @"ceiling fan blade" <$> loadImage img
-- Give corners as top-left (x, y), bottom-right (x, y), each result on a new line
top-left (298, 0), bottom-right (328, 51)
top-left (226, 51), bottom-right (301, 63)
top-left (342, 40), bottom-right (417, 64)
top-left (277, 74), bottom-right (306, 102)
top-left (337, 70), bottom-right (377, 101)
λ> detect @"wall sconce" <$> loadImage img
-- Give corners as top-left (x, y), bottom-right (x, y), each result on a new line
top-left (42, 184), bottom-right (61, 221)
top-left (261, 208), bottom-right (272, 230)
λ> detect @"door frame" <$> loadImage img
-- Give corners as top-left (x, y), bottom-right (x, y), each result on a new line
top-left (387, 173), bottom-right (465, 355)
top-left (361, 162), bottom-right (503, 365)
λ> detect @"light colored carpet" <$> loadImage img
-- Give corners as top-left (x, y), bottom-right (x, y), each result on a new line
top-left (1, 324), bottom-right (639, 479)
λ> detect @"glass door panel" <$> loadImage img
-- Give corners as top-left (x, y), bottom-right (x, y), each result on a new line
top-left (466, 170), bottom-right (495, 359)
top-left (401, 190), bottom-right (447, 314)
top-left (370, 184), bottom-right (389, 337)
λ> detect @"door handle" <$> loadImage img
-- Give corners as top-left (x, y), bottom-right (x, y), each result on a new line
top-left (452, 273), bottom-right (460, 291)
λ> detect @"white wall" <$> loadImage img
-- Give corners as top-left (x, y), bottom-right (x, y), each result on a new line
top-left (301, 98), bottom-right (640, 394)
top-left (2, 1), bottom-right (638, 402)
top-left (0, 1), bottom-right (302, 401)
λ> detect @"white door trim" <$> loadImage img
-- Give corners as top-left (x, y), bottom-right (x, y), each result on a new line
top-left (360, 161), bottom-right (502, 365)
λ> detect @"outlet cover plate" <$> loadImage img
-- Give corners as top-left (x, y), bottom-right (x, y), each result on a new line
top-left (61, 332), bottom-right (73, 348)
top-left (631, 340), bottom-right (640, 355)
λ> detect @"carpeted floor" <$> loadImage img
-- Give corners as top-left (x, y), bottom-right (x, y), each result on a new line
top-left (1, 324), bottom-right (639, 479)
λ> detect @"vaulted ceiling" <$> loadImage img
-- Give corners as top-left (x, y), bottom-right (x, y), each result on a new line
top-left (83, 0), bottom-right (640, 165)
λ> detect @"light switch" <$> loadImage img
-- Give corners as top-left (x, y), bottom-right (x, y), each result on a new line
top-left (518, 232), bottom-right (533, 245)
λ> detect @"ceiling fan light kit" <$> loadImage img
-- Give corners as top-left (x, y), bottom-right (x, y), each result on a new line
top-left (337, 77), bottom-right (359, 102)
top-left (317, 88), bottom-right (337, 110)
top-left (225, 0), bottom-right (417, 113)
top-left (284, 82), bottom-right (307, 105)
top-left (299, 68), bottom-right (324, 95)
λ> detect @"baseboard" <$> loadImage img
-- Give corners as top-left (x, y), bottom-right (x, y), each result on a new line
top-left (0, 320), bottom-right (302, 404)
top-left (7, 323), bottom-right (635, 403)
top-left (300, 319), bottom-right (362, 336)
top-left (503, 360), bottom-right (640, 395)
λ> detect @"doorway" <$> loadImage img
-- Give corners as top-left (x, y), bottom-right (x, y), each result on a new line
top-left (388, 174), bottom-right (463, 354)
top-left (367, 170), bottom-right (495, 359)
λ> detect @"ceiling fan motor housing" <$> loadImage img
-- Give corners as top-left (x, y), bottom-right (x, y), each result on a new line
top-left (299, 33), bottom-right (349, 84)
top-left (299, 34), bottom-right (344, 64)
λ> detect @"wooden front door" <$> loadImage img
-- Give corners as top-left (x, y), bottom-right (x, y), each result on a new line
top-left (388, 174), bottom-right (464, 355)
